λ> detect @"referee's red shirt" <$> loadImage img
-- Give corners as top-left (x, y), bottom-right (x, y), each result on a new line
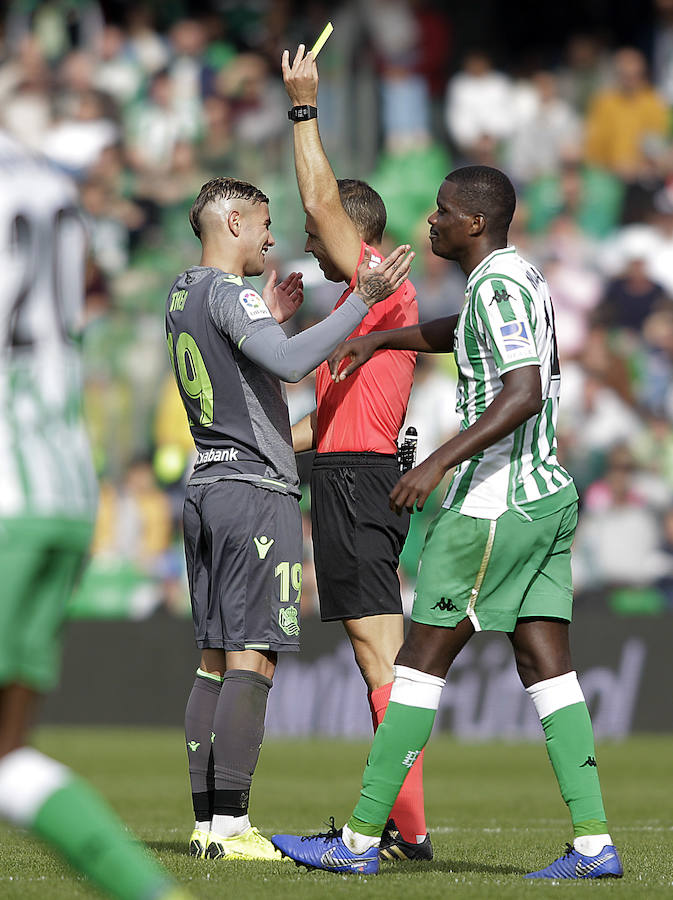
top-left (315, 242), bottom-right (418, 454)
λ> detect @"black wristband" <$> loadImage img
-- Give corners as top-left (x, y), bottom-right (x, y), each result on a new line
top-left (288, 105), bottom-right (318, 122)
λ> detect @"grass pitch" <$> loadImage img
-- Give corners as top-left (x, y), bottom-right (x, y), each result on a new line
top-left (0, 729), bottom-right (671, 898)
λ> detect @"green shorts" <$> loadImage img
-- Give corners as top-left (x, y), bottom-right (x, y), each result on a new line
top-left (0, 517), bottom-right (93, 692)
top-left (412, 502), bottom-right (578, 633)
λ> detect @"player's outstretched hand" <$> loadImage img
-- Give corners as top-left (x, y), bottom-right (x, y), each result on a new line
top-left (263, 270), bottom-right (304, 324)
top-left (353, 245), bottom-right (415, 309)
top-left (282, 44), bottom-right (318, 106)
top-left (390, 455), bottom-right (446, 515)
top-left (328, 333), bottom-right (382, 382)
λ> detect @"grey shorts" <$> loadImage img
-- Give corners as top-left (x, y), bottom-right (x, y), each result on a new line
top-left (183, 480), bottom-right (303, 652)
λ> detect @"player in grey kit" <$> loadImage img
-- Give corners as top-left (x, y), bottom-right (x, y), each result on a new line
top-left (166, 176), bottom-right (413, 861)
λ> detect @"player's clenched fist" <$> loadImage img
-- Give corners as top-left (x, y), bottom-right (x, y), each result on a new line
top-left (282, 44), bottom-right (318, 106)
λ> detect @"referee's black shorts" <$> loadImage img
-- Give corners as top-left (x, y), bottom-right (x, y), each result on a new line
top-left (310, 452), bottom-right (410, 622)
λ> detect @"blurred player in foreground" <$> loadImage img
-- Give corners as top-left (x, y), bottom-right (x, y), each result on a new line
top-left (0, 131), bottom-right (191, 900)
top-left (282, 44), bottom-right (431, 860)
top-left (166, 177), bottom-right (412, 861)
top-left (273, 166), bottom-right (623, 879)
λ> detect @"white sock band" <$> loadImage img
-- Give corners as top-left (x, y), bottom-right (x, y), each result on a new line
top-left (574, 834), bottom-right (613, 856)
top-left (343, 823), bottom-right (379, 854)
top-left (390, 665), bottom-right (445, 710)
top-left (526, 671), bottom-right (585, 720)
top-left (0, 748), bottom-right (70, 827)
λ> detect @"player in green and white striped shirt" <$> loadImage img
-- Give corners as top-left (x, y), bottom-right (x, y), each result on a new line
top-left (0, 131), bottom-right (192, 900)
top-left (446, 244), bottom-right (575, 519)
top-left (275, 167), bottom-right (622, 879)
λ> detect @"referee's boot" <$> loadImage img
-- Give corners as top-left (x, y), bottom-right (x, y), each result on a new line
top-left (378, 819), bottom-right (433, 862)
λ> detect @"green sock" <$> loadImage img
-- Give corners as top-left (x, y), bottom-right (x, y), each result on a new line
top-left (33, 776), bottom-right (174, 900)
top-left (541, 702), bottom-right (607, 837)
top-left (349, 700), bottom-right (437, 834)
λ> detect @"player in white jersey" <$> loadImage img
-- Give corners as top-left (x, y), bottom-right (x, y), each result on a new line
top-left (272, 167), bottom-right (623, 880)
top-left (0, 131), bottom-right (192, 900)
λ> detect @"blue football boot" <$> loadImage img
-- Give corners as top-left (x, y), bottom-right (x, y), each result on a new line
top-left (272, 818), bottom-right (379, 875)
top-left (525, 842), bottom-right (623, 879)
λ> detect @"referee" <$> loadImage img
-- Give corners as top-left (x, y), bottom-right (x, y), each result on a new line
top-left (283, 45), bottom-right (431, 859)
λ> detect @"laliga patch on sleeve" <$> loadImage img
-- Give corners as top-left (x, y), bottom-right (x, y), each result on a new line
top-left (238, 289), bottom-right (272, 321)
top-left (499, 320), bottom-right (534, 360)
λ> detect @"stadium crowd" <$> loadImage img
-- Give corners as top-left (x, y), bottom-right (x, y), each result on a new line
top-left (4, 0), bottom-right (673, 617)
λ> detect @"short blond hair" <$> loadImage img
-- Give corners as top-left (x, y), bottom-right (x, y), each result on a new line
top-left (189, 177), bottom-right (269, 239)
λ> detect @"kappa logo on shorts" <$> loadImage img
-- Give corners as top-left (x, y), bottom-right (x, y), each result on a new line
top-left (431, 597), bottom-right (459, 612)
top-left (253, 535), bottom-right (274, 559)
top-left (278, 606), bottom-right (300, 636)
top-left (580, 756), bottom-right (597, 768)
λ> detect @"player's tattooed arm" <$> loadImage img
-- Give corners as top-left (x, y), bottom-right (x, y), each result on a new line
top-left (353, 245), bottom-right (415, 309)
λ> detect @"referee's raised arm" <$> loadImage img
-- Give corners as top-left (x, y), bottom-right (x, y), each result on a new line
top-left (282, 43), bottom-right (364, 280)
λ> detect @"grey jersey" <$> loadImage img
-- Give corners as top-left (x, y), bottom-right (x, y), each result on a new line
top-left (166, 266), bottom-right (300, 495)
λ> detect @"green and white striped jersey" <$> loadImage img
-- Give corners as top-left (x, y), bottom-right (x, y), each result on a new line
top-left (0, 132), bottom-right (97, 520)
top-left (443, 246), bottom-right (576, 520)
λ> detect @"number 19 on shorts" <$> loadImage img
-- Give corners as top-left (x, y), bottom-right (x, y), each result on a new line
top-left (274, 561), bottom-right (302, 604)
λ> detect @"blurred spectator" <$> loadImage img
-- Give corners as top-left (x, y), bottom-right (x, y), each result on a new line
top-left (123, 5), bottom-right (170, 77)
top-left (594, 244), bottom-right (671, 333)
top-left (524, 148), bottom-right (624, 238)
top-left (93, 24), bottom-right (143, 106)
top-left (506, 70), bottom-right (582, 185)
top-left (445, 50), bottom-right (514, 161)
top-left (197, 93), bottom-right (234, 170)
top-left (125, 68), bottom-right (191, 173)
top-left (573, 445), bottom-right (673, 589)
top-left (539, 214), bottom-right (603, 358)
top-left (93, 459), bottom-right (174, 570)
top-left (364, 0), bottom-right (431, 153)
top-left (42, 85), bottom-right (119, 177)
top-left (631, 410), bottom-right (673, 487)
top-left (584, 47), bottom-right (669, 183)
top-left (642, 304), bottom-right (673, 414)
top-left (80, 176), bottom-right (130, 274)
top-left (557, 33), bottom-right (611, 114)
top-left (6, 0), bottom-right (104, 63)
top-left (0, 40), bottom-right (52, 149)
top-left (641, 0), bottom-right (673, 104)
top-left (558, 351), bottom-right (642, 490)
top-left (216, 52), bottom-right (286, 177)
